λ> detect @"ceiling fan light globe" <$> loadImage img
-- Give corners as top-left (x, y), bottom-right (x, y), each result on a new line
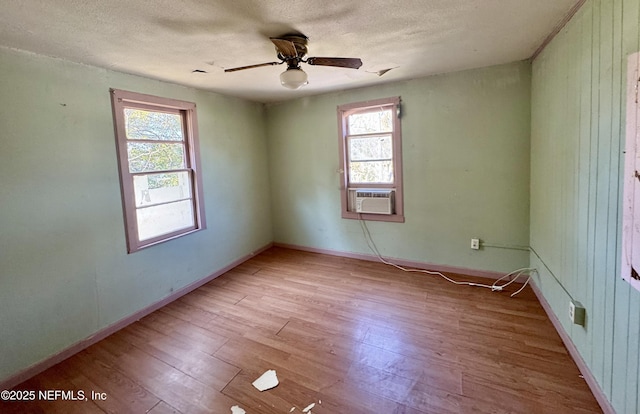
top-left (280, 68), bottom-right (308, 89)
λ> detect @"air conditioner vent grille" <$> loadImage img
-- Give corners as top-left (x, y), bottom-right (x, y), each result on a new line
top-left (353, 189), bottom-right (394, 215)
top-left (355, 191), bottom-right (391, 198)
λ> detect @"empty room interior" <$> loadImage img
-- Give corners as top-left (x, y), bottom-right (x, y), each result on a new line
top-left (1, 0), bottom-right (639, 413)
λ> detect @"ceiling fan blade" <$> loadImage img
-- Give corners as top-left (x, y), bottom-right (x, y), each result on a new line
top-left (270, 38), bottom-right (298, 57)
top-left (224, 62), bottom-right (282, 72)
top-left (306, 57), bottom-right (363, 69)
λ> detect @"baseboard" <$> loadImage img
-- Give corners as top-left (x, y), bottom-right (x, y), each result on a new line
top-left (529, 281), bottom-right (615, 414)
top-left (0, 242), bottom-right (273, 391)
top-left (274, 242), bottom-right (516, 281)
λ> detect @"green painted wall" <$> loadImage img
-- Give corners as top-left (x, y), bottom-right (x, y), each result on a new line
top-left (530, 0), bottom-right (640, 412)
top-left (9, 6), bottom-right (636, 408)
top-left (266, 62), bottom-right (532, 274)
top-left (0, 47), bottom-right (273, 381)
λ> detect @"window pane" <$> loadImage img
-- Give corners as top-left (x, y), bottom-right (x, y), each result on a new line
top-left (349, 161), bottom-right (394, 183)
top-left (133, 171), bottom-right (192, 207)
top-left (127, 142), bottom-right (185, 173)
top-left (349, 135), bottom-right (392, 161)
top-left (348, 109), bottom-right (392, 134)
top-left (136, 199), bottom-right (195, 241)
top-left (124, 109), bottom-right (184, 141)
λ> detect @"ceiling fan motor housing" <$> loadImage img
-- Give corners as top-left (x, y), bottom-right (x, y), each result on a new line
top-left (276, 34), bottom-right (309, 59)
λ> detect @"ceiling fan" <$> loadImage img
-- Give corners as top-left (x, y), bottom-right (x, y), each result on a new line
top-left (224, 34), bottom-right (363, 90)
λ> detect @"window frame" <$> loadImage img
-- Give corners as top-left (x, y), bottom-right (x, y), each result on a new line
top-left (110, 88), bottom-right (206, 253)
top-left (337, 96), bottom-right (404, 222)
top-left (621, 51), bottom-right (640, 292)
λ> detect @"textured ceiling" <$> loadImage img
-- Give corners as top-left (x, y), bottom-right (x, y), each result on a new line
top-left (0, 0), bottom-right (578, 103)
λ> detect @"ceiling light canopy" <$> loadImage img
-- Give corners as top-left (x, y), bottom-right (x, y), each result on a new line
top-left (279, 67), bottom-right (308, 89)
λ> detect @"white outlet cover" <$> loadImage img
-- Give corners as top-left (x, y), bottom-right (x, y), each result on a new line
top-left (569, 301), bottom-right (575, 321)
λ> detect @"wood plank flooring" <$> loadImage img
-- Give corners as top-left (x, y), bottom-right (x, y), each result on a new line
top-left (1, 247), bottom-right (602, 413)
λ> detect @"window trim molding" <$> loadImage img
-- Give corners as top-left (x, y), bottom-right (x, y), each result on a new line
top-left (110, 88), bottom-right (206, 253)
top-left (621, 52), bottom-right (640, 292)
top-left (337, 96), bottom-right (404, 223)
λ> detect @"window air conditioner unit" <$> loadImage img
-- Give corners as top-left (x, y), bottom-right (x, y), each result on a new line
top-left (355, 189), bottom-right (394, 214)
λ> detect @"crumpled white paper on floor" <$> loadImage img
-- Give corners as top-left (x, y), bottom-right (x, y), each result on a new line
top-left (252, 369), bottom-right (279, 391)
top-left (230, 405), bottom-right (246, 414)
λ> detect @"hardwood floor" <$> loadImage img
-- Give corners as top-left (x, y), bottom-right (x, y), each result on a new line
top-left (1, 247), bottom-right (602, 413)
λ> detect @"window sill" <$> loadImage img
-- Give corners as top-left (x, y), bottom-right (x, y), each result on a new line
top-left (342, 211), bottom-right (405, 223)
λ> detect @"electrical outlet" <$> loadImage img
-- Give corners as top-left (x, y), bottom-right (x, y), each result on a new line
top-left (569, 300), bottom-right (585, 326)
top-left (471, 238), bottom-right (480, 250)
top-left (569, 301), bottom-right (575, 321)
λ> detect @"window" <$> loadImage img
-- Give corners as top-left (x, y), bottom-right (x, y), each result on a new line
top-left (110, 89), bottom-right (206, 253)
top-left (338, 96), bottom-right (404, 222)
